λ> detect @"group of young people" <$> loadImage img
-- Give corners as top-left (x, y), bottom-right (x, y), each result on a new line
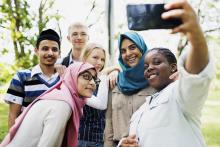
top-left (1, 0), bottom-right (215, 147)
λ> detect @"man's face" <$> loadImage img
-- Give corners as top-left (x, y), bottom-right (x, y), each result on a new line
top-left (67, 26), bottom-right (89, 51)
top-left (35, 40), bottom-right (60, 67)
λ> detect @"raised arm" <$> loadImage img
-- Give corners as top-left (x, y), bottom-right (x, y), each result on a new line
top-left (162, 0), bottom-right (209, 73)
top-left (162, 0), bottom-right (215, 117)
top-left (86, 75), bottom-right (109, 110)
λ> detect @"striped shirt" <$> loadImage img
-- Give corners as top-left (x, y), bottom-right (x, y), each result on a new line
top-left (4, 65), bottom-right (60, 107)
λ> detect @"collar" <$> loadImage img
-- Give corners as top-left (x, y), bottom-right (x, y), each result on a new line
top-left (31, 64), bottom-right (58, 78)
top-left (69, 53), bottom-right (73, 64)
top-left (31, 64), bottom-right (43, 77)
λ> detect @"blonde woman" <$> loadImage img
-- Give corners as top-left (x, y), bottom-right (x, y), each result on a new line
top-left (79, 43), bottom-right (119, 147)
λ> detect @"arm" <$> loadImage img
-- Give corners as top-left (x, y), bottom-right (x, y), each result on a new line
top-left (163, 0), bottom-right (215, 116)
top-left (162, 0), bottom-right (208, 73)
top-left (8, 103), bottom-right (22, 129)
top-left (4, 72), bottom-right (24, 129)
top-left (101, 65), bottom-right (121, 75)
top-left (86, 75), bottom-right (109, 110)
top-left (102, 66), bottom-right (120, 89)
top-left (54, 64), bottom-right (67, 77)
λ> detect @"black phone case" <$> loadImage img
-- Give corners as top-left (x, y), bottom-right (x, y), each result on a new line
top-left (127, 4), bottom-right (182, 30)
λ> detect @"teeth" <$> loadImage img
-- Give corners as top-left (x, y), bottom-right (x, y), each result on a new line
top-left (149, 73), bottom-right (158, 80)
top-left (128, 57), bottom-right (135, 62)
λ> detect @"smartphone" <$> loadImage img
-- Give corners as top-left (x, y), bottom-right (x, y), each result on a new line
top-left (126, 4), bottom-right (182, 30)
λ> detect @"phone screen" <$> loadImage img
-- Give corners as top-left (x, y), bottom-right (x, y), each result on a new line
top-left (127, 4), bottom-right (182, 30)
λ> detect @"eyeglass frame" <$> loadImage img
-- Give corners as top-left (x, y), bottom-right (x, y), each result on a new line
top-left (79, 71), bottom-right (101, 85)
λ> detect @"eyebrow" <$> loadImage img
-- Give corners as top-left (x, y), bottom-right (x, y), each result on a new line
top-left (80, 71), bottom-right (96, 77)
top-left (121, 43), bottom-right (136, 49)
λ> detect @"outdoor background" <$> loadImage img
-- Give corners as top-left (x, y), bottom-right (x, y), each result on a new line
top-left (0, 0), bottom-right (220, 146)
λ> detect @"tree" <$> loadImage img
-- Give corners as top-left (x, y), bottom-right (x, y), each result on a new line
top-left (0, 0), bottom-right (61, 69)
top-left (0, 0), bottom-right (33, 68)
top-left (177, 0), bottom-right (220, 55)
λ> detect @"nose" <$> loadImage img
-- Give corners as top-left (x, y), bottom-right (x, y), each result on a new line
top-left (124, 49), bottom-right (132, 58)
top-left (76, 34), bottom-right (82, 39)
top-left (48, 49), bottom-right (53, 55)
top-left (147, 64), bottom-right (154, 73)
top-left (89, 78), bottom-right (96, 85)
top-left (89, 79), bottom-right (96, 90)
top-left (97, 59), bottom-right (103, 65)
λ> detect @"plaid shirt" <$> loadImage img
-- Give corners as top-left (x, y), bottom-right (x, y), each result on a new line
top-left (78, 105), bottom-right (105, 142)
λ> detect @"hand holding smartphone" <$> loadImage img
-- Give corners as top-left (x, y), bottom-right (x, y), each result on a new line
top-left (126, 4), bottom-right (182, 30)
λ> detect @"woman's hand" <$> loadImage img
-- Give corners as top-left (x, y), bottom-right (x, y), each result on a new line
top-left (162, 0), bottom-right (208, 74)
top-left (101, 66), bottom-right (120, 89)
top-left (120, 134), bottom-right (140, 147)
top-left (108, 70), bottom-right (118, 89)
top-left (55, 64), bottom-right (67, 77)
top-left (162, 0), bottom-right (199, 35)
top-left (101, 66), bottom-right (120, 75)
top-left (169, 71), bottom-right (179, 82)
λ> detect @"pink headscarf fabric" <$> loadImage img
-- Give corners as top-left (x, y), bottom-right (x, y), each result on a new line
top-left (0, 62), bottom-right (95, 147)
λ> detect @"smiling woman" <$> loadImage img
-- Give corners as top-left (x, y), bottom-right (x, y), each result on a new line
top-left (118, 1), bottom-right (215, 147)
top-left (104, 31), bottom-right (156, 146)
top-left (144, 48), bottom-right (177, 91)
top-left (1, 62), bottom-right (97, 147)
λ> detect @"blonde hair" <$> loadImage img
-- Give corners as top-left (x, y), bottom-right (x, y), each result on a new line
top-left (68, 22), bottom-right (88, 36)
top-left (81, 43), bottom-right (107, 71)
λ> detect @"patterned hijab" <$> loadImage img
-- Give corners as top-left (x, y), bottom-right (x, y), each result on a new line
top-left (117, 31), bottom-right (149, 95)
top-left (1, 62), bottom-right (96, 147)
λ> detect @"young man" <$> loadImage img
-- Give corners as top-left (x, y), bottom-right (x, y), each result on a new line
top-left (62, 22), bottom-right (89, 65)
top-left (55, 22), bottom-right (89, 76)
top-left (4, 29), bottom-right (61, 129)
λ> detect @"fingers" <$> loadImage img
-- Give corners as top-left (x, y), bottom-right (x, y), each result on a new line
top-left (121, 139), bottom-right (138, 147)
top-left (55, 65), bottom-right (66, 76)
top-left (109, 75), bottom-right (117, 89)
top-left (169, 72), bottom-right (179, 82)
top-left (162, 0), bottom-right (199, 35)
top-left (108, 70), bottom-right (118, 89)
top-left (164, 0), bottom-right (186, 10)
top-left (162, 9), bottom-right (184, 20)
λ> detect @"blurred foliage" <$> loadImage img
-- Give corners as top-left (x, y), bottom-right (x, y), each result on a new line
top-left (177, 0), bottom-right (220, 55)
top-left (0, 63), bottom-right (15, 86)
top-left (0, 0), bottom-right (62, 69)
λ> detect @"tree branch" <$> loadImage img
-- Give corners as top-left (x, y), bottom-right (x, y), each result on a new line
top-left (204, 27), bottom-right (220, 33)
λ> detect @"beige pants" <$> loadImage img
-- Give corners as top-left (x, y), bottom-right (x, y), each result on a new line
top-left (7, 100), bottom-right (71, 147)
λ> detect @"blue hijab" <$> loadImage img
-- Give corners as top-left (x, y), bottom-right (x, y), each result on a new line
top-left (117, 31), bottom-right (149, 95)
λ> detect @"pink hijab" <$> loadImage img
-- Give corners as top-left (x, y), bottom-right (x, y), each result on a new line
top-left (1, 62), bottom-right (96, 147)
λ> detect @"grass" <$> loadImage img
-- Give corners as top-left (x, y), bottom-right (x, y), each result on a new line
top-left (0, 90), bottom-right (220, 146)
top-left (0, 102), bottom-right (8, 141)
top-left (201, 90), bottom-right (220, 147)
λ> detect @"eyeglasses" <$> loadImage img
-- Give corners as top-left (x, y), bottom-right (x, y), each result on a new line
top-left (80, 72), bottom-right (101, 85)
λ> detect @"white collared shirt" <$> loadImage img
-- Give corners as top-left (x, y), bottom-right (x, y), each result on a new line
top-left (118, 50), bottom-right (215, 147)
top-left (32, 64), bottom-right (59, 84)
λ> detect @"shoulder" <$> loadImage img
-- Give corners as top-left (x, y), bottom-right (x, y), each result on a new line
top-left (137, 86), bottom-right (156, 96)
top-left (111, 86), bottom-right (156, 96)
top-left (17, 68), bottom-right (32, 77)
top-left (12, 69), bottom-right (32, 81)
